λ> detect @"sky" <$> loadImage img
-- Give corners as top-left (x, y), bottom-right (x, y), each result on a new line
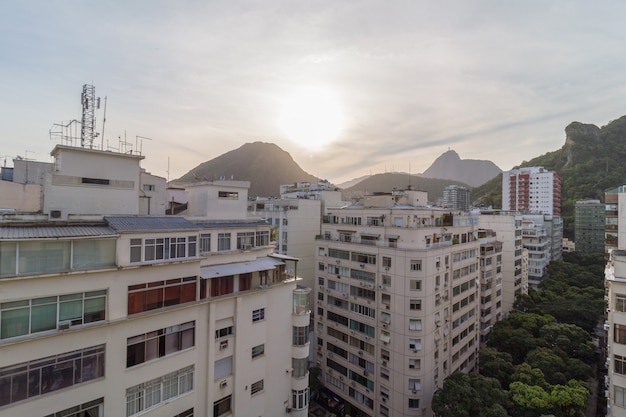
top-left (2, 1), bottom-right (626, 185)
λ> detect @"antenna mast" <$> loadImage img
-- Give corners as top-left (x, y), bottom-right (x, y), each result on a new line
top-left (80, 84), bottom-right (100, 148)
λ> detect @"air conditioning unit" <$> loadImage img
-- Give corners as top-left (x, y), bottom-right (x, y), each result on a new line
top-left (382, 397), bottom-right (387, 402)
top-left (358, 350), bottom-right (363, 356)
top-left (242, 244), bottom-right (252, 250)
top-left (379, 285), bottom-right (385, 289)
top-left (360, 282), bottom-right (364, 287)
top-left (220, 380), bottom-right (227, 388)
top-left (412, 389), bottom-right (418, 394)
top-left (343, 293), bottom-right (349, 298)
top-left (385, 267), bottom-right (390, 271)
top-left (382, 324), bottom-right (388, 328)
top-left (351, 381), bottom-right (356, 387)
top-left (364, 370), bottom-right (369, 376)
top-left (382, 360), bottom-right (387, 366)
top-left (58, 321), bottom-right (72, 330)
top-left (604, 322), bottom-right (611, 331)
top-left (220, 340), bottom-right (228, 350)
top-left (50, 210), bottom-right (63, 219)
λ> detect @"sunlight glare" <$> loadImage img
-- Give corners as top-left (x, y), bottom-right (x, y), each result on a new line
top-left (278, 86), bottom-right (344, 150)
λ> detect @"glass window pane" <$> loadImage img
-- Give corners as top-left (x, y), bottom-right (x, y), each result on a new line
top-left (31, 304), bottom-right (57, 332)
top-left (84, 297), bottom-right (105, 323)
top-left (1, 307), bottom-right (29, 339)
top-left (0, 242), bottom-right (17, 276)
top-left (59, 299), bottom-right (82, 321)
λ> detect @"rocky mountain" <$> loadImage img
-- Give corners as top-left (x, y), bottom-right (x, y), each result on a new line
top-left (473, 115), bottom-right (626, 238)
top-left (173, 142), bottom-right (318, 197)
top-left (344, 172), bottom-right (471, 203)
top-left (421, 150), bottom-right (502, 187)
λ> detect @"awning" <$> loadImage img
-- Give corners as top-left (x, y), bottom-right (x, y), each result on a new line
top-left (385, 234), bottom-right (399, 239)
top-left (380, 334), bottom-right (391, 343)
top-left (360, 233), bottom-right (380, 238)
top-left (200, 257), bottom-right (284, 279)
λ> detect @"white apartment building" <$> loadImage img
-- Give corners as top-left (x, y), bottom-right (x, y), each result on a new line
top-left (314, 190), bottom-right (481, 417)
top-left (502, 166), bottom-right (561, 216)
top-left (0, 144), bottom-right (310, 417)
top-left (605, 250), bottom-right (626, 417)
top-left (477, 230), bottom-right (503, 345)
top-left (478, 211), bottom-right (528, 315)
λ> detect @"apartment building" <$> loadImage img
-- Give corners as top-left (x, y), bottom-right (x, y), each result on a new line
top-left (478, 211), bottom-right (527, 315)
top-left (314, 189), bottom-right (480, 417)
top-left (605, 186), bottom-right (626, 255)
top-left (502, 166), bottom-right (561, 216)
top-left (248, 182), bottom-right (346, 289)
top-left (0, 144), bottom-right (310, 417)
top-left (575, 199), bottom-right (606, 254)
top-left (442, 185), bottom-right (470, 212)
top-left (477, 230), bottom-right (503, 345)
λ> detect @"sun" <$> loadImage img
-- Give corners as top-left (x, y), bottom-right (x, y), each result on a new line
top-left (278, 86), bottom-right (344, 150)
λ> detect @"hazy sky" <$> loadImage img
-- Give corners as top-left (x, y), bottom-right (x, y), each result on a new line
top-left (3, 1), bottom-right (626, 184)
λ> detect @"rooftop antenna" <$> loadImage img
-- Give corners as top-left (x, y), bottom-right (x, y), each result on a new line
top-left (136, 135), bottom-right (153, 156)
top-left (80, 84), bottom-right (100, 148)
top-left (101, 96), bottom-right (107, 150)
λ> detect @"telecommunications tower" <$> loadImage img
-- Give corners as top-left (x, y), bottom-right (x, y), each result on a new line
top-left (80, 84), bottom-right (100, 148)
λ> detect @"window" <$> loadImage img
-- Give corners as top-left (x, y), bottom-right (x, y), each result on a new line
top-left (409, 299), bottom-right (421, 311)
top-left (380, 367), bottom-right (390, 380)
top-left (126, 365), bottom-right (194, 417)
top-left (616, 324), bottom-right (626, 344)
top-left (1, 290), bottom-right (107, 340)
top-left (127, 321), bottom-right (195, 367)
top-left (252, 308), bottom-right (265, 322)
top-left (255, 231), bottom-right (270, 247)
top-left (82, 177), bottom-right (110, 185)
top-left (200, 234), bottom-right (211, 253)
top-left (409, 338), bottom-right (422, 351)
top-left (410, 260), bottom-right (422, 271)
top-left (382, 274), bottom-right (391, 286)
top-left (409, 358), bottom-right (420, 370)
top-left (409, 280), bottom-right (422, 291)
top-left (409, 319), bottom-right (422, 331)
top-left (292, 357), bottom-right (308, 378)
top-left (408, 398), bottom-right (420, 408)
top-left (251, 379), bottom-right (264, 396)
top-left (43, 397), bottom-right (104, 417)
top-left (213, 395), bottom-right (231, 416)
top-left (210, 275), bottom-right (234, 297)
top-left (617, 294), bottom-right (626, 312)
top-left (293, 325), bottom-right (309, 346)
top-left (218, 191), bottom-right (238, 199)
top-left (237, 232), bottom-right (255, 249)
top-left (0, 345), bottom-right (105, 407)
top-left (615, 385), bottom-right (626, 407)
top-left (291, 388), bottom-right (309, 410)
top-left (409, 378), bottom-right (421, 391)
top-left (616, 354), bottom-right (626, 375)
top-left (252, 344), bottom-right (265, 359)
top-left (128, 277), bottom-right (197, 315)
top-left (143, 184), bottom-right (156, 191)
top-left (214, 357), bottom-right (232, 380)
top-left (217, 233), bottom-right (231, 251)
top-left (129, 236), bottom-right (197, 263)
top-left (382, 257), bottom-right (392, 268)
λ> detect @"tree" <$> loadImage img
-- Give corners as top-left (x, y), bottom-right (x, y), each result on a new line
top-left (479, 348), bottom-right (515, 388)
top-left (432, 372), bottom-right (510, 417)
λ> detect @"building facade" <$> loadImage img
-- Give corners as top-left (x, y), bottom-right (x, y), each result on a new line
top-left (314, 190), bottom-right (481, 417)
top-left (0, 145), bottom-right (310, 417)
top-left (478, 211), bottom-right (528, 315)
top-left (575, 199), bottom-right (606, 254)
top-left (502, 166), bottom-right (561, 216)
top-left (442, 185), bottom-right (470, 212)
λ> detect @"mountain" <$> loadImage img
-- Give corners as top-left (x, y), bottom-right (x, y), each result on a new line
top-left (473, 115), bottom-right (626, 238)
top-left (336, 175), bottom-right (371, 189)
top-left (421, 150), bottom-right (502, 187)
top-left (344, 172), bottom-right (471, 202)
top-left (173, 142), bottom-right (319, 197)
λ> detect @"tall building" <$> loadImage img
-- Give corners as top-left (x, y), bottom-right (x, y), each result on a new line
top-left (248, 182), bottom-right (346, 289)
top-left (442, 185), bottom-right (470, 212)
top-left (0, 144), bottom-right (310, 417)
top-left (477, 229), bottom-right (503, 345)
top-left (605, 250), bottom-right (626, 417)
top-left (605, 186), bottom-right (626, 255)
top-left (502, 166), bottom-right (561, 216)
top-left (315, 189), bottom-right (481, 417)
top-left (478, 211), bottom-right (527, 316)
top-left (575, 199), bottom-right (606, 254)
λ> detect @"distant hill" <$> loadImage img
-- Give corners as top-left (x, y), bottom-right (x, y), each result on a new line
top-left (421, 150), bottom-right (502, 187)
top-left (336, 175), bottom-right (371, 189)
top-left (173, 142), bottom-right (319, 197)
top-left (344, 172), bottom-right (471, 203)
top-left (472, 115), bottom-right (626, 238)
